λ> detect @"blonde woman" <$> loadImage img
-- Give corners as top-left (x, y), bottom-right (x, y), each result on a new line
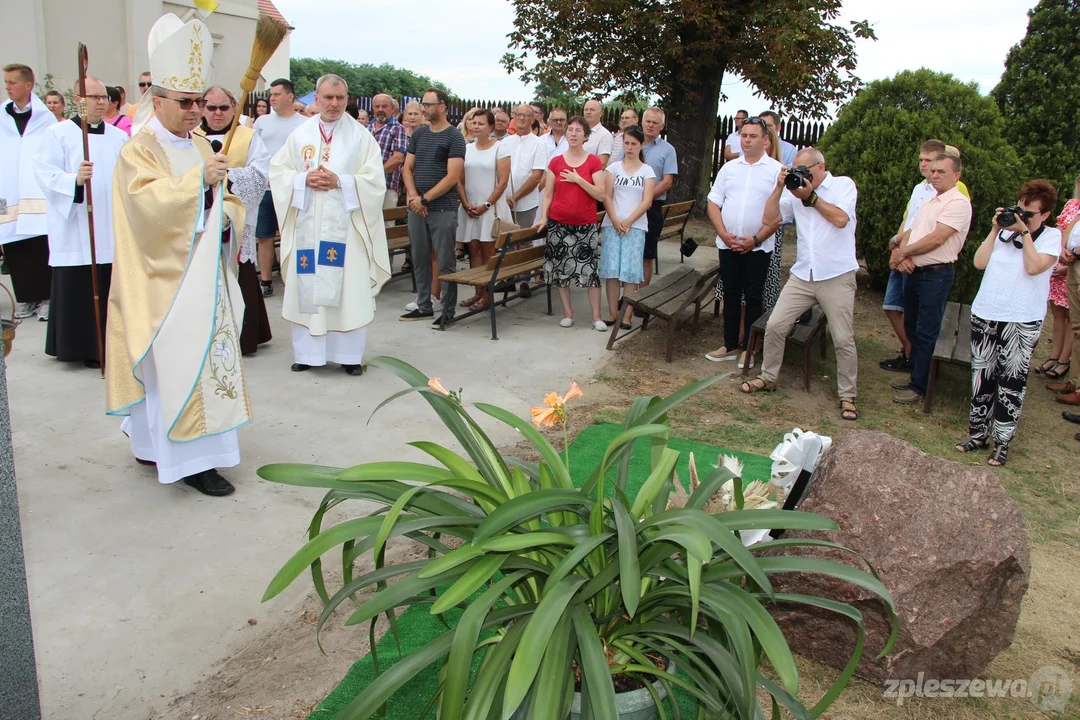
top-left (459, 107), bottom-right (481, 143)
top-left (402, 100), bottom-right (423, 138)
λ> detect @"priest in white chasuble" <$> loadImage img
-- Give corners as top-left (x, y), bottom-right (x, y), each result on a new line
top-left (270, 74), bottom-right (390, 376)
top-left (195, 85), bottom-right (273, 357)
top-left (106, 13), bottom-right (250, 497)
top-left (35, 76), bottom-right (127, 368)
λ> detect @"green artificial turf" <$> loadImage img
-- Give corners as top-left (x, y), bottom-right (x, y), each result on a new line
top-left (305, 423), bottom-right (776, 719)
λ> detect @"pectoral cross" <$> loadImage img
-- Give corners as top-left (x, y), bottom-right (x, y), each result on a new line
top-left (300, 254), bottom-right (309, 269)
top-left (326, 247), bottom-right (338, 263)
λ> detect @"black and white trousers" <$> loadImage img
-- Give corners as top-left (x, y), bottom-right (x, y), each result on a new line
top-left (968, 314), bottom-right (1042, 447)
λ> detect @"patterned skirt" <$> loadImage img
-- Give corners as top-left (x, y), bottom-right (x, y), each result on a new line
top-left (543, 220), bottom-right (600, 288)
top-left (1049, 271), bottom-right (1069, 308)
top-left (714, 227), bottom-right (784, 309)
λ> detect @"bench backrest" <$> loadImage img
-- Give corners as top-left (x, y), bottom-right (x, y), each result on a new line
top-left (659, 201), bottom-right (693, 241)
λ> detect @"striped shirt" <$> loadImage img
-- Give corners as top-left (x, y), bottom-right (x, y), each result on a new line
top-left (406, 125), bottom-right (467, 211)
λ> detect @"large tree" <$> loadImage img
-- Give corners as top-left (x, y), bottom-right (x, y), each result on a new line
top-left (289, 58), bottom-right (453, 99)
top-left (992, 0), bottom-right (1080, 199)
top-left (501, 0), bottom-right (875, 205)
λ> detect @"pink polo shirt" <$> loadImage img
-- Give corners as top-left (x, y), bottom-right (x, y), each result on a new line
top-left (905, 185), bottom-right (972, 266)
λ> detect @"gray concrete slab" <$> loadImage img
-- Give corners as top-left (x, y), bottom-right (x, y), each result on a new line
top-left (7, 268), bottom-right (650, 718)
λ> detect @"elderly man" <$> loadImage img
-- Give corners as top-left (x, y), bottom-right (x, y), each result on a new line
top-left (704, 115), bottom-right (782, 367)
top-left (254, 78), bottom-right (306, 297)
top-left (270, 74), bottom-right (390, 374)
top-left (2, 63), bottom-right (57, 321)
top-left (493, 109), bottom-right (511, 140)
top-left (639, 107), bottom-right (678, 287)
top-left (107, 14), bottom-right (248, 497)
top-left (611, 107), bottom-right (639, 160)
top-left (35, 76), bottom-right (127, 367)
top-left (543, 108), bottom-right (569, 161)
top-left (723, 110), bottom-right (748, 161)
top-left (888, 153), bottom-right (972, 404)
top-left (760, 111), bottom-right (796, 166)
top-left (502, 104), bottom-right (549, 229)
top-left (196, 85), bottom-right (273, 356)
top-left (583, 99), bottom-right (613, 166)
top-left (293, 100), bottom-right (308, 116)
top-left (369, 93), bottom-right (408, 212)
top-left (742, 147), bottom-right (861, 422)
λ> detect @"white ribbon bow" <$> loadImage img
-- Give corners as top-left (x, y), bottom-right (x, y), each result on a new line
top-left (769, 428), bottom-right (832, 497)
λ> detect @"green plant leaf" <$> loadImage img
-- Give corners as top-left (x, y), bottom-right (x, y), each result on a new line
top-left (633, 373), bottom-right (732, 425)
top-left (542, 532), bottom-right (612, 594)
top-left (431, 554), bottom-right (509, 615)
top-left (462, 620), bottom-right (529, 720)
top-left (481, 531), bottom-right (578, 553)
top-left (716, 509), bottom-right (839, 532)
top-left (502, 576), bottom-right (587, 718)
top-left (571, 603), bottom-right (618, 720)
top-left (685, 465), bottom-right (736, 510)
top-left (345, 564), bottom-right (473, 627)
top-left (612, 497), bottom-right (641, 618)
top-left (418, 544), bottom-right (486, 579)
top-left (630, 447), bottom-right (681, 517)
top-left (473, 402), bottom-right (575, 488)
top-left (472, 490), bottom-right (591, 543)
top-left (257, 462), bottom-right (344, 485)
top-left (531, 612), bottom-right (576, 720)
top-left (263, 516), bottom-right (385, 601)
top-left (439, 571), bottom-right (528, 720)
top-left (372, 486), bottom-right (424, 570)
top-left (706, 582), bottom-right (799, 694)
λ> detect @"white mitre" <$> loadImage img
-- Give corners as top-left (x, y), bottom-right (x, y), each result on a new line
top-left (132, 13), bottom-right (214, 134)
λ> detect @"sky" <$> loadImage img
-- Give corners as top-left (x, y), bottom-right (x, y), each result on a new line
top-left (274, 0), bottom-right (1036, 118)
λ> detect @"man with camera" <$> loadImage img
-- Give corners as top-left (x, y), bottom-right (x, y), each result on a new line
top-left (741, 148), bottom-right (861, 422)
top-left (704, 116), bottom-right (782, 366)
top-left (887, 153), bottom-right (972, 404)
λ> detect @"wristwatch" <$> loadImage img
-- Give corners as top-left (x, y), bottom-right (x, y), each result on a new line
top-left (890, 236), bottom-right (901, 249)
top-left (753, 235), bottom-right (762, 248)
top-left (802, 191), bottom-right (819, 207)
top-left (1019, 229), bottom-right (1031, 237)
top-left (484, 202), bottom-right (492, 208)
top-left (420, 195), bottom-right (429, 207)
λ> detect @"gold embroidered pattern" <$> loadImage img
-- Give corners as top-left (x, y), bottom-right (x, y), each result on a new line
top-left (162, 25), bottom-right (206, 91)
top-left (208, 271), bottom-right (240, 400)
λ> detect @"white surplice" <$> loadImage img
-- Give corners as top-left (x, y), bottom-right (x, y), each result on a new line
top-left (0, 95), bottom-right (57, 242)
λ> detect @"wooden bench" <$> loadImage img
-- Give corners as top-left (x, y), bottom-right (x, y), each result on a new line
top-left (742, 306), bottom-right (829, 393)
top-left (655, 200), bottom-right (693, 264)
top-left (924, 301), bottom-right (972, 414)
top-left (436, 225), bottom-right (549, 340)
top-left (382, 206), bottom-right (415, 291)
top-left (606, 264), bottom-right (722, 362)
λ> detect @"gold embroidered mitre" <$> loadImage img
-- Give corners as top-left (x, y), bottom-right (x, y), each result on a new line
top-left (149, 14), bottom-right (213, 93)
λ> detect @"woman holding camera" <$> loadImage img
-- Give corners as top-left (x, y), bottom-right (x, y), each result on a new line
top-left (956, 180), bottom-right (1061, 466)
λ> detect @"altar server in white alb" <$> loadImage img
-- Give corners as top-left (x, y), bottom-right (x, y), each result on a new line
top-left (1, 63), bottom-right (57, 321)
top-left (107, 14), bottom-right (249, 498)
top-left (270, 74), bottom-right (390, 376)
top-left (35, 76), bottom-right (127, 368)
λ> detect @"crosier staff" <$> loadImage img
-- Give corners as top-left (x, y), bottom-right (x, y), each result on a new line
top-left (77, 42), bottom-right (105, 377)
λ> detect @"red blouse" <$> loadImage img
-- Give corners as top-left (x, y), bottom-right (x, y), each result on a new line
top-left (548, 153), bottom-right (604, 225)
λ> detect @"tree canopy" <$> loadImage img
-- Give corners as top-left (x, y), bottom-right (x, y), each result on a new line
top-left (992, 0), bottom-right (1080, 199)
top-left (289, 58), bottom-right (453, 99)
top-left (819, 69), bottom-right (1026, 302)
top-left (502, 0), bottom-right (875, 204)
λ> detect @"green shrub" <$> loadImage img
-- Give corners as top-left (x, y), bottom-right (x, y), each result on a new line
top-left (819, 68), bottom-right (1027, 302)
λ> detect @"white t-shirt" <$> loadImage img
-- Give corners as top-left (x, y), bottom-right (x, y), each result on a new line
top-left (500, 133), bottom-right (548, 211)
top-left (707, 153), bottom-right (782, 253)
top-left (902, 181), bottom-right (937, 232)
top-left (601, 161), bottom-right (656, 231)
top-left (971, 226), bottom-right (1061, 323)
top-left (1068, 223), bottom-right (1080, 251)
top-left (463, 141), bottom-right (511, 207)
top-left (584, 123), bottom-right (614, 160)
top-left (725, 131), bottom-right (742, 155)
top-left (253, 110), bottom-right (308, 157)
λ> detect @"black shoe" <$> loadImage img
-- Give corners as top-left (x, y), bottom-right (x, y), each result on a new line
top-left (291, 363), bottom-right (312, 372)
top-left (1063, 411), bottom-right (1080, 425)
top-left (84, 359), bottom-right (101, 369)
top-left (879, 351), bottom-right (911, 372)
top-left (260, 281), bottom-right (273, 297)
top-left (343, 364), bottom-right (364, 375)
top-left (633, 308), bottom-right (646, 319)
top-left (400, 260), bottom-right (412, 273)
top-left (182, 469), bottom-right (235, 496)
top-left (519, 282), bottom-right (532, 298)
top-left (400, 308), bottom-right (434, 322)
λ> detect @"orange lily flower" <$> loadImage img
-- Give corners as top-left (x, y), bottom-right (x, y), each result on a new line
top-left (428, 377), bottom-right (449, 395)
top-left (531, 382), bottom-right (583, 427)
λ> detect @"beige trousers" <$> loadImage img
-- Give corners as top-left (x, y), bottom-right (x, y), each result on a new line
top-left (760, 271), bottom-right (858, 399)
top-left (1068, 261), bottom-right (1080, 383)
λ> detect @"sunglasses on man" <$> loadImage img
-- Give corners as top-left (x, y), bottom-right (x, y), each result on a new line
top-left (162, 96), bottom-right (208, 110)
top-left (204, 104), bottom-right (232, 113)
top-left (741, 117), bottom-right (770, 133)
top-left (138, 81), bottom-right (152, 89)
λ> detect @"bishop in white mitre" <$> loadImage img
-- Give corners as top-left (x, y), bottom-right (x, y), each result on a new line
top-left (269, 74), bottom-right (390, 376)
top-left (35, 76), bottom-right (127, 367)
top-left (106, 14), bottom-right (249, 497)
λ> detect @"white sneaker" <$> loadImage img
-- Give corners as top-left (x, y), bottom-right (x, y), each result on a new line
top-left (432, 296), bottom-right (443, 313)
top-left (37, 300), bottom-right (49, 322)
top-left (405, 301), bottom-right (418, 311)
top-left (559, 317), bottom-right (574, 328)
top-left (593, 320), bottom-right (608, 332)
top-left (14, 301), bottom-right (39, 320)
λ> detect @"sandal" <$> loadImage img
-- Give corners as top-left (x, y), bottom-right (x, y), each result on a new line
top-left (459, 295), bottom-right (483, 308)
top-left (840, 399), bottom-right (859, 421)
top-left (1036, 358), bottom-right (1057, 374)
top-left (988, 444), bottom-right (1009, 467)
top-left (955, 437), bottom-right (988, 453)
top-left (740, 377), bottom-right (777, 394)
top-left (1045, 361), bottom-right (1072, 380)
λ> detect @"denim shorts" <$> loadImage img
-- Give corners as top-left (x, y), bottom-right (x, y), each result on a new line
top-left (255, 190), bottom-right (278, 239)
top-left (598, 226), bottom-right (646, 283)
top-left (882, 269), bottom-right (907, 312)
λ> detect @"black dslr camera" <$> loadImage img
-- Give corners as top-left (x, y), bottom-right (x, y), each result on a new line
top-left (996, 206), bottom-right (1031, 227)
top-left (785, 165), bottom-right (814, 191)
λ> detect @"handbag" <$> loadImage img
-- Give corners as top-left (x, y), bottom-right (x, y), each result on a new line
top-left (490, 148), bottom-right (521, 240)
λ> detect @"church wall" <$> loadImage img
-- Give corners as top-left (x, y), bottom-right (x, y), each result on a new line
top-left (41, 0), bottom-right (132, 96)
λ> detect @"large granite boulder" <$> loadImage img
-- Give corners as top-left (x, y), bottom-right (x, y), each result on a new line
top-left (769, 430), bottom-right (1030, 684)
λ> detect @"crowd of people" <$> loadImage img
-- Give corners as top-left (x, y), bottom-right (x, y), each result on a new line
top-left (2, 11), bottom-right (1076, 503)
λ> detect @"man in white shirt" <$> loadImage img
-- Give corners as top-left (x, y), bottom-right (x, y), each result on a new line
top-left (502, 104), bottom-right (549, 228)
top-left (611, 107), bottom-right (639, 159)
top-left (543, 108), bottom-right (569, 161)
top-left (723, 110), bottom-right (748, 162)
top-left (744, 147), bottom-right (861, 422)
top-left (704, 116), bottom-right (781, 367)
top-left (582, 99), bottom-right (613, 166)
top-left (760, 111), bottom-right (797, 166)
top-left (253, 78), bottom-right (307, 297)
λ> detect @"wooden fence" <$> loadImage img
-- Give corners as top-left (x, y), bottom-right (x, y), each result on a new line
top-left (246, 91), bottom-right (830, 178)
